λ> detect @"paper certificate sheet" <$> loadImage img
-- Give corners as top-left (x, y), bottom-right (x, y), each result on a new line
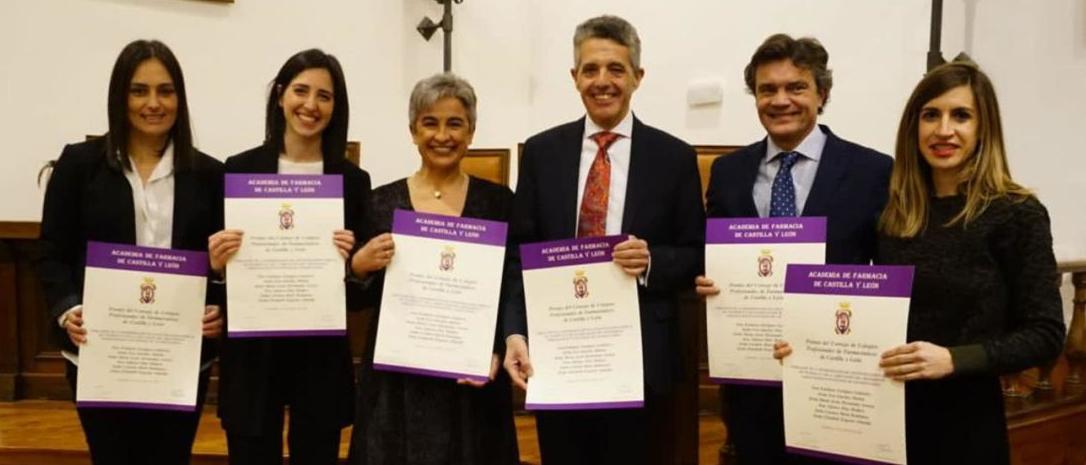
top-left (521, 235), bottom-right (642, 410)
top-left (372, 209), bottom-right (508, 381)
top-left (224, 174), bottom-right (346, 337)
top-left (705, 217), bottom-right (825, 385)
top-left (76, 241), bottom-right (206, 411)
top-left (782, 264), bottom-right (914, 465)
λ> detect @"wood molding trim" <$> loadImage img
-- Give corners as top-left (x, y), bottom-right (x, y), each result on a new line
top-left (0, 223), bottom-right (40, 240)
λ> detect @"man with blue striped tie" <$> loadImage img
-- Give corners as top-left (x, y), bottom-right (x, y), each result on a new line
top-left (695, 33), bottom-right (893, 465)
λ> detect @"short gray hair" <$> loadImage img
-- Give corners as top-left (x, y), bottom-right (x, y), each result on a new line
top-left (408, 72), bottom-right (478, 130)
top-left (573, 15), bottom-right (641, 70)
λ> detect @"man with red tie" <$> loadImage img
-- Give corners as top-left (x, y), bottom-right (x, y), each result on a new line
top-left (500, 15), bottom-right (705, 465)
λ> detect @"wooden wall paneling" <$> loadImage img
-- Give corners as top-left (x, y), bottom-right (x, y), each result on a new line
top-left (461, 148), bottom-right (510, 186)
top-left (0, 241), bottom-right (19, 400)
top-left (13, 239), bottom-right (69, 400)
top-left (694, 146), bottom-right (741, 205)
top-left (346, 141), bottom-right (361, 166)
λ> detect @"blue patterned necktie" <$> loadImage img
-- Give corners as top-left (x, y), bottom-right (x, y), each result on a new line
top-left (769, 151), bottom-right (802, 217)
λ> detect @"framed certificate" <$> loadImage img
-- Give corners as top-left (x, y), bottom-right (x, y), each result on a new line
top-left (224, 174), bottom-right (346, 337)
top-left (705, 217), bottom-right (825, 385)
top-left (77, 241), bottom-right (207, 411)
top-left (782, 264), bottom-right (914, 465)
top-left (521, 235), bottom-right (643, 410)
top-left (372, 209), bottom-right (507, 381)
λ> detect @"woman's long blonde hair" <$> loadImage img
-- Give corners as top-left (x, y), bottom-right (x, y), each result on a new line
top-left (879, 61), bottom-right (1031, 238)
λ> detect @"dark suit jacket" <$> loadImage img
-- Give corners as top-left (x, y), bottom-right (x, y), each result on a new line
top-left (705, 125), bottom-right (892, 265)
top-left (37, 136), bottom-right (225, 362)
top-left (502, 116), bottom-right (706, 395)
top-left (216, 144), bottom-right (372, 435)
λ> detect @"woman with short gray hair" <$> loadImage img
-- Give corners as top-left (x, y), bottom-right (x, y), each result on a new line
top-left (347, 73), bottom-right (519, 465)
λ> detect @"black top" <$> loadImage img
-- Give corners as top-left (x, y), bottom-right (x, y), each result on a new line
top-left (877, 194), bottom-right (1065, 464)
top-left (216, 144), bottom-right (373, 435)
top-left (348, 177), bottom-right (519, 465)
top-left (38, 137), bottom-right (224, 360)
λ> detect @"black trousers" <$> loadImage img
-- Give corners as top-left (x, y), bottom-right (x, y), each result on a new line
top-left (224, 378), bottom-right (342, 465)
top-left (724, 384), bottom-right (836, 465)
top-left (535, 392), bottom-right (678, 465)
top-left (225, 413), bottom-right (341, 465)
top-left (66, 362), bottom-right (210, 465)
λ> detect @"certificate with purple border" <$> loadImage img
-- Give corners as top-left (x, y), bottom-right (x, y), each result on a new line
top-left (705, 217), bottom-right (826, 385)
top-left (76, 241), bottom-right (207, 411)
top-left (521, 235), bottom-right (643, 410)
top-left (372, 209), bottom-right (508, 382)
top-left (782, 264), bottom-right (913, 465)
top-left (224, 174), bottom-right (346, 338)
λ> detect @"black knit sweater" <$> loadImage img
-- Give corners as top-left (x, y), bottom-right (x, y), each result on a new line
top-left (877, 194), bottom-right (1065, 377)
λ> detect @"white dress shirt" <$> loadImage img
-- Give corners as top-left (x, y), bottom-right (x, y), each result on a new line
top-left (125, 145), bottom-right (176, 248)
top-left (752, 125), bottom-right (827, 218)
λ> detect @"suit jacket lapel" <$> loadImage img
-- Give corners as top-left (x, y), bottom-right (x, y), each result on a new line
top-left (171, 170), bottom-right (194, 248)
top-left (254, 145), bottom-right (280, 173)
top-left (109, 168), bottom-right (139, 245)
top-left (621, 117), bottom-right (649, 232)
top-left (739, 139), bottom-right (765, 218)
top-left (557, 119), bottom-right (584, 238)
top-left (802, 126), bottom-right (848, 216)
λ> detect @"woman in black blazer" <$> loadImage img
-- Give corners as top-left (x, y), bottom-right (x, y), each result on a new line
top-left (210, 49), bottom-right (372, 465)
top-left (38, 39), bottom-right (224, 465)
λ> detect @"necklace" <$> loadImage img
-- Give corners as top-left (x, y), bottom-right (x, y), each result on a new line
top-left (414, 172), bottom-right (465, 200)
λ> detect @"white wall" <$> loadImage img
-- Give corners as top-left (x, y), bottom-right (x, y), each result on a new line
top-left (3, 0), bottom-right (1083, 266)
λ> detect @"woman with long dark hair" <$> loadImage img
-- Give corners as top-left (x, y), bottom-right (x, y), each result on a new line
top-left (210, 49), bottom-right (371, 465)
top-left (38, 39), bottom-right (224, 465)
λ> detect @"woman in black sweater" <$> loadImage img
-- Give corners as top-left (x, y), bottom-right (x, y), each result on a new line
top-left (875, 61), bottom-right (1065, 463)
top-left (775, 61), bottom-right (1065, 464)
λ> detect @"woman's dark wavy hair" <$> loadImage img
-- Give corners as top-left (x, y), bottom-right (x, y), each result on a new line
top-left (105, 39), bottom-right (196, 171)
top-left (264, 49), bottom-right (349, 163)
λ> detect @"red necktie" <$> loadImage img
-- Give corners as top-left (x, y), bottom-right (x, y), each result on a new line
top-left (577, 131), bottom-right (620, 238)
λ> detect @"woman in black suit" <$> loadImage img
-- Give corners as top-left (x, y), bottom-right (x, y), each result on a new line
top-left (38, 39), bottom-right (224, 465)
top-left (210, 49), bottom-right (372, 465)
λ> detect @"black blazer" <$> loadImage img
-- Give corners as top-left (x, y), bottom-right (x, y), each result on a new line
top-left (705, 125), bottom-right (892, 265)
top-left (216, 144), bottom-right (372, 435)
top-left (502, 116), bottom-right (706, 394)
top-left (37, 136), bottom-right (225, 361)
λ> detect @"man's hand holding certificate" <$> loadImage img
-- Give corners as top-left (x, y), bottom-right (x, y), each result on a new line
top-left (520, 235), bottom-right (643, 410)
top-left (704, 217), bottom-right (825, 385)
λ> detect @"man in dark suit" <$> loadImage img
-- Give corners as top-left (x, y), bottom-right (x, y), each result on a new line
top-left (696, 34), bottom-right (893, 465)
top-left (501, 15), bottom-right (705, 465)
